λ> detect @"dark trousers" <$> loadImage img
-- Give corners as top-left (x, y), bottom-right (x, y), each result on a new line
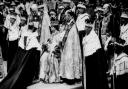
top-left (78, 30), bottom-right (86, 57)
top-left (33, 51), bottom-right (40, 80)
top-left (78, 30), bottom-right (86, 88)
top-left (7, 40), bottom-right (18, 72)
top-left (85, 49), bottom-right (108, 89)
top-left (0, 27), bottom-right (8, 61)
top-left (115, 74), bottom-right (128, 89)
top-left (124, 45), bottom-right (128, 55)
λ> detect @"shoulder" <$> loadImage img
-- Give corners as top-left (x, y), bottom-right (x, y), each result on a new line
top-left (116, 53), bottom-right (128, 61)
top-left (82, 13), bottom-right (89, 20)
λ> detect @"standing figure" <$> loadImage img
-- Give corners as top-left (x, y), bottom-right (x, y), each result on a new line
top-left (82, 16), bottom-right (107, 89)
top-left (0, 2), bottom-right (8, 62)
top-left (100, 4), bottom-right (112, 48)
top-left (76, 2), bottom-right (89, 56)
top-left (0, 1), bottom-right (7, 81)
top-left (59, 10), bottom-right (82, 82)
top-left (76, 2), bottom-right (89, 88)
top-left (28, 5), bottom-right (41, 82)
top-left (4, 8), bottom-right (21, 72)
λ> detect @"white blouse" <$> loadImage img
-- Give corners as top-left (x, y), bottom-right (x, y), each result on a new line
top-left (19, 26), bottom-right (41, 51)
top-left (8, 23), bottom-right (20, 41)
top-left (76, 13), bottom-right (89, 31)
top-left (82, 28), bottom-right (101, 57)
top-left (4, 15), bottom-right (21, 41)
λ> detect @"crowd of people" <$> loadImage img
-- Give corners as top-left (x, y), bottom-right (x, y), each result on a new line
top-left (0, 0), bottom-right (128, 89)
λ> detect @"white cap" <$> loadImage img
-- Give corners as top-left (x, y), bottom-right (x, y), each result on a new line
top-left (38, 4), bottom-right (44, 9)
top-left (31, 4), bottom-right (38, 11)
top-left (50, 11), bottom-right (56, 15)
top-left (63, 0), bottom-right (71, 3)
top-left (77, 2), bottom-right (86, 9)
top-left (85, 23), bottom-right (93, 27)
top-left (103, 4), bottom-right (110, 9)
top-left (18, 4), bottom-right (25, 10)
top-left (95, 7), bottom-right (104, 12)
top-left (9, 7), bottom-right (15, 11)
top-left (58, 5), bottom-right (64, 9)
top-left (121, 13), bottom-right (128, 18)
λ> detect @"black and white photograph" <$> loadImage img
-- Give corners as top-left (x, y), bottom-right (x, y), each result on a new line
top-left (0, 0), bottom-right (128, 89)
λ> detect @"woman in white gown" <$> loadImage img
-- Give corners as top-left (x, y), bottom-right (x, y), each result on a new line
top-left (59, 10), bottom-right (82, 81)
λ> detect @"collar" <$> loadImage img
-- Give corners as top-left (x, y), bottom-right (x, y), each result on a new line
top-left (116, 53), bottom-right (127, 60)
top-left (78, 13), bottom-right (89, 19)
top-left (67, 19), bottom-right (74, 25)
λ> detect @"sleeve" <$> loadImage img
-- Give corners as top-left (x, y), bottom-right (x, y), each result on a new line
top-left (4, 15), bottom-right (10, 29)
top-left (16, 15), bottom-right (21, 26)
top-left (25, 3), bottom-right (31, 15)
top-left (15, 6), bottom-right (20, 15)
top-left (104, 37), bottom-right (112, 51)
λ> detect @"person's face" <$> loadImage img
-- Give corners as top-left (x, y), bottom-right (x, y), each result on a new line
top-left (96, 0), bottom-right (100, 6)
top-left (103, 7), bottom-right (109, 14)
top-left (63, 2), bottom-right (70, 8)
top-left (51, 26), bottom-right (56, 33)
top-left (77, 7), bottom-right (85, 14)
top-left (85, 26), bottom-right (92, 35)
top-left (12, 5), bottom-right (15, 9)
top-left (10, 18), bottom-right (16, 25)
top-left (31, 9), bottom-right (37, 15)
top-left (121, 18), bottom-right (125, 25)
top-left (111, 37), bottom-right (116, 43)
top-left (65, 12), bottom-right (71, 22)
top-left (19, 9), bottom-right (24, 14)
top-left (50, 12), bottom-right (56, 20)
top-left (20, 19), bottom-right (26, 26)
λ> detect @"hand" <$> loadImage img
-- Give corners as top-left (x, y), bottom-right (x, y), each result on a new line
top-left (2, 27), bottom-right (5, 33)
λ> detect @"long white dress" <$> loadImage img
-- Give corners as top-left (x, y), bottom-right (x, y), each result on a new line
top-left (59, 21), bottom-right (82, 79)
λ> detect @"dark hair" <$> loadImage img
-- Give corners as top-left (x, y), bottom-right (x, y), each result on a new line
top-left (66, 10), bottom-right (76, 20)
top-left (59, 7), bottom-right (71, 24)
top-left (20, 9), bottom-right (28, 17)
top-left (86, 8), bottom-right (96, 24)
top-left (28, 24), bottom-right (37, 32)
top-left (115, 44), bottom-right (124, 54)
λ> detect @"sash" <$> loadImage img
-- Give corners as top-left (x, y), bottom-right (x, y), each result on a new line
top-left (61, 20), bottom-right (75, 50)
top-left (38, 15), bottom-right (43, 40)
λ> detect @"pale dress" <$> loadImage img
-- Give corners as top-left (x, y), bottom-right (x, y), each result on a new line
top-left (59, 24), bottom-right (82, 79)
top-left (39, 31), bottom-right (65, 83)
